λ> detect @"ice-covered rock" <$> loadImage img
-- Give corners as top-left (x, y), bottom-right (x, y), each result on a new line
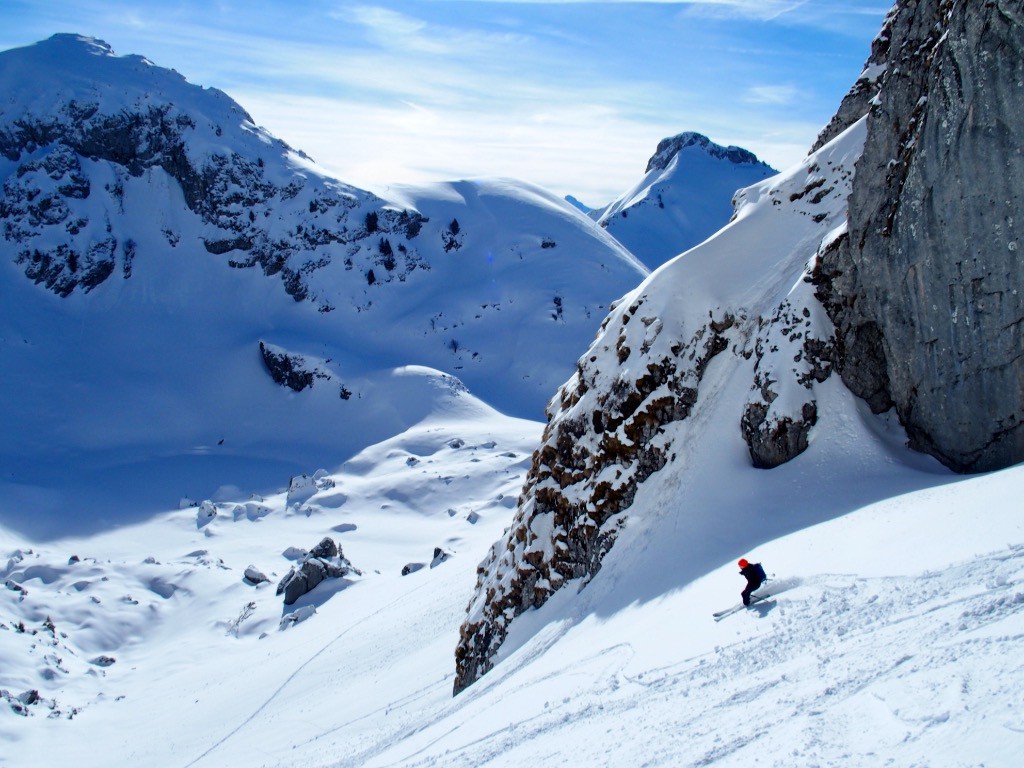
top-left (429, 548), bottom-right (453, 568)
top-left (196, 501), bottom-right (218, 528)
top-left (279, 605), bottom-right (317, 629)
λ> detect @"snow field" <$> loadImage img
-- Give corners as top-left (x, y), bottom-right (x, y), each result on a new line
top-left (352, 466), bottom-right (1024, 768)
top-left (0, 405), bottom-right (542, 765)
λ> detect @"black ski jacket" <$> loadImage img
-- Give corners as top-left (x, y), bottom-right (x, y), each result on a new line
top-left (740, 563), bottom-right (764, 590)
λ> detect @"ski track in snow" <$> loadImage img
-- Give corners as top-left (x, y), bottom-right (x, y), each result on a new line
top-left (340, 546), bottom-right (1024, 768)
top-left (182, 577), bottom-right (441, 768)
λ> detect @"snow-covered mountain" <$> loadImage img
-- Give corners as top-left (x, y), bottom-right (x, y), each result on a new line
top-left (0, 35), bottom-right (646, 532)
top-left (593, 132), bottom-right (776, 270)
top-left (456, 112), bottom-right (870, 693)
top-left (2, 4), bottom-right (1024, 766)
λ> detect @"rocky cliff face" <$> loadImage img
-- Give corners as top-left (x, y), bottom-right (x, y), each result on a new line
top-left (818, 0), bottom-right (1024, 472)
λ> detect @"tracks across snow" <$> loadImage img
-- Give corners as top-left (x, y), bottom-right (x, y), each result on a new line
top-left (350, 544), bottom-right (1024, 767)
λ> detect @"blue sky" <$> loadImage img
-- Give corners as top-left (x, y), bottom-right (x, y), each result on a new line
top-left (1, 0), bottom-right (890, 204)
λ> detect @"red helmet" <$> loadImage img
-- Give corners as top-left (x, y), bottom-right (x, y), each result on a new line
top-left (738, 558), bottom-right (749, 568)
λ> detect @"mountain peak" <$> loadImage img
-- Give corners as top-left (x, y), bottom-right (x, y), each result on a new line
top-left (594, 131), bottom-right (776, 270)
top-left (41, 33), bottom-right (116, 57)
top-left (645, 131), bottom-right (764, 172)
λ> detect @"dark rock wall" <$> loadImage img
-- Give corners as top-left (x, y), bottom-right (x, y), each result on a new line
top-left (821, 0), bottom-right (1024, 472)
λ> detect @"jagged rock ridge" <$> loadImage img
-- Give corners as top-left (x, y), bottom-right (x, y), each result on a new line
top-left (646, 132), bottom-right (763, 173)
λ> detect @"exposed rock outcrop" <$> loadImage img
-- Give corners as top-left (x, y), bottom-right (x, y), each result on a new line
top-left (276, 536), bottom-right (358, 605)
top-left (259, 342), bottom-right (353, 399)
top-left (818, 0), bottom-right (1024, 472)
top-left (645, 132), bottom-right (766, 173)
top-left (259, 342), bottom-right (318, 392)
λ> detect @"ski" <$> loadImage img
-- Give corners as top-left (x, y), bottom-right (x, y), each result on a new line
top-left (712, 593), bottom-right (771, 621)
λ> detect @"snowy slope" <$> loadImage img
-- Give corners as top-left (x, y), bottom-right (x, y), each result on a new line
top-left (0, 35), bottom-right (646, 533)
top-left (3, 409), bottom-right (1022, 767)
top-left (4, 110), bottom-right (1020, 768)
top-left (0, 386), bottom-right (546, 760)
top-left (594, 133), bottom-right (776, 270)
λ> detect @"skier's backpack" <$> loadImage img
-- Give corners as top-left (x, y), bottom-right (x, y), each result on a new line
top-left (754, 563), bottom-right (768, 583)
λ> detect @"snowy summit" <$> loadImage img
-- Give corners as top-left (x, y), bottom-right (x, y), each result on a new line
top-left (594, 131), bottom-right (776, 270)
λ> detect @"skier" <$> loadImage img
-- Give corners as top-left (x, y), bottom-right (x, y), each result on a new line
top-left (737, 558), bottom-right (766, 606)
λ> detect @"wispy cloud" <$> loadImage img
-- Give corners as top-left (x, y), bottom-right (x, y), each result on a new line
top-left (743, 84), bottom-right (801, 106)
top-left (340, 5), bottom-right (531, 56)
top-left (1, 0), bottom-right (887, 203)
top-left (427, 0), bottom-right (891, 32)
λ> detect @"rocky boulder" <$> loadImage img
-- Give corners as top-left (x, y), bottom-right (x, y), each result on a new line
top-left (243, 565), bottom-right (269, 585)
top-left (275, 537), bottom-right (357, 605)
